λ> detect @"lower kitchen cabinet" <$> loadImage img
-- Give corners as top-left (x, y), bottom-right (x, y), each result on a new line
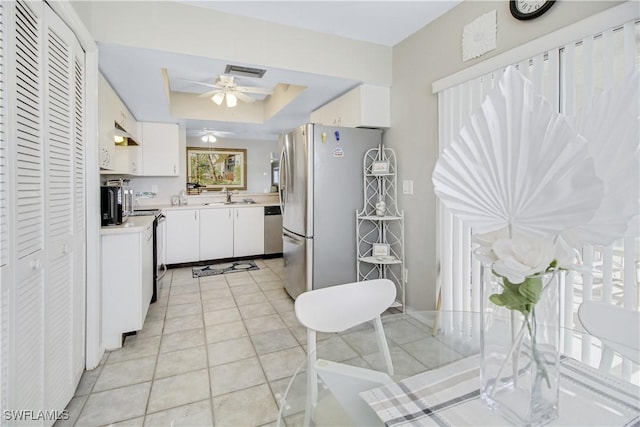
top-left (200, 208), bottom-right (234, 260)
top-left (165, 209), bottom-right (200, 264)
top-left (101, 221), bottom-right (154, 349)
top-left (234, 207), bottom-right (265, 257)
top-left (166, 206), bottom-right (265, 264)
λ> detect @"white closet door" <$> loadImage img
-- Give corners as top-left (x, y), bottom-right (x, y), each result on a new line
top-left (0, 0), bottom-right (8, 413)
top-left (0, 1), bottom-right (6, 270)
top-left (12, 0), bottom-right (46, 415)
top-left (2, 1), bottom-right (86, 422)
top-left (72, 39), bottom-right (86, 381)
top-left (43, 5), bottom-right (76, 412)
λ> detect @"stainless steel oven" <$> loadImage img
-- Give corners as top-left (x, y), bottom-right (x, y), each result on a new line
top-left (130, 209), bottom-right (166, 303)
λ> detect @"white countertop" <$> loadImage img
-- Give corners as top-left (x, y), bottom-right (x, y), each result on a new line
top-left (100, 215), bottom-right (155, 235)
top-left (161, 201), bottom-right (279, 211)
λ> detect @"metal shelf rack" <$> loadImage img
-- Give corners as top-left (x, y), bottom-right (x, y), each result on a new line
top-left (356, 145), bottom-right (405, 311)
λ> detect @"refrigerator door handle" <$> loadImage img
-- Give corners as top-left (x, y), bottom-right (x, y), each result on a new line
top-left (279, 146), bottom-right (286, 216)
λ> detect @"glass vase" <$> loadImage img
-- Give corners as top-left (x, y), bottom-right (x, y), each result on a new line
top-left (480, 267), bottom-right (562, 426)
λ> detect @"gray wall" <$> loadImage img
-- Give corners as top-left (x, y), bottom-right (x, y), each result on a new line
top-left (130, 132), bottom-right (278, 206)
top-left (387, 1), bottom-right (622, 309)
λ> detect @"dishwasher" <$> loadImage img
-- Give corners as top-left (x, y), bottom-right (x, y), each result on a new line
top-left (264, 205), bottom-right (283, 255)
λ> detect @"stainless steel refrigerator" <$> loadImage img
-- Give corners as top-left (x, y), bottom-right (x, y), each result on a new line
top-left (279, 124), bottom-right (382, 299)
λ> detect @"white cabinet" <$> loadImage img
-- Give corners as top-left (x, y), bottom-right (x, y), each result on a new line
top-left (99, 73), bottom-right (140, 175)
top-left (200, 208), bottom-right (233, 260)
top-left (165, 209), bottom-right (200, 264)
top-left (138, 122), bottom-right (180, 176)
top-left (234, 207), bottom-right (265, 257)
top-left (101, 222), bottom-right (154, 349)
top-left (98, 74), bottom-right (116, 170)
top-left (310, 84), bottom-right (390, 128)
top-left (357, 146), bottom-right (405, 311)
top-left (166, 206), bottom-right (265, 264)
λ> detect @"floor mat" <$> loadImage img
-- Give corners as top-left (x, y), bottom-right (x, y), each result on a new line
top-left (192, 260), bottom-right (259, 278)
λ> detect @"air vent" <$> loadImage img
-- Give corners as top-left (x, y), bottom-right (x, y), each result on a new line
top-left (224, 64), bottom-right (266, 79)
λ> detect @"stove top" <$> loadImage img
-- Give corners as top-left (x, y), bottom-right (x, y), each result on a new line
top-left (130, 209), bottom-right (161, 217)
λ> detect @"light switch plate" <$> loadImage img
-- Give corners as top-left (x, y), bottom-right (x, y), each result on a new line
top-left (151, 185), bottom-right (158, 194)
top-left (402, 180), bottom-right (414, 195)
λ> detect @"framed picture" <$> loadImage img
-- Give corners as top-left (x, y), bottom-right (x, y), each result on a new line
top-left (187, 147), bottom-right (247, 190)
top-left (372, 243), bottom-right (390, 257)
top-left (371, 160), bottom-right (390, 174)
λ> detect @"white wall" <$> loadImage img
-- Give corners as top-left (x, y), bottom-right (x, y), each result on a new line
top-left (387, 1), bottom-right (622, 310)
top-left (130, 130), bottom-right (278, 206)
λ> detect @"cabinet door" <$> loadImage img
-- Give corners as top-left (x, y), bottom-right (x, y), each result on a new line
top-left (165, 209), bottom-right (199, 264)
top-left (140, 122), bottom-right (179, 176)
top-left (233, 207), bottom-right (264, 257)
top-left (97, 73), bottom-right (117, 171)
top-left (199, 208), bottom-right (233, 261)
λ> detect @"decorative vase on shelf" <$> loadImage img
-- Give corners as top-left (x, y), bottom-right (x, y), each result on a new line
top-left (480, 267), bottom-right (562, 427)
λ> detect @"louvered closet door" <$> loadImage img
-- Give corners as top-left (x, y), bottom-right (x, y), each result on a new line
top-left (43, 5), bottom-right (77, 412)
top-left (71, 38), bottom-right (86, 383)
top-left (11, 0), bottom-right (46, 416)
top-left (0, 0), bottom-right (9, 413)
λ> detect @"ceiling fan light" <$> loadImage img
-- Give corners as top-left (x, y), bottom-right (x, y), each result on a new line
top-left (226, 93), bottom-right (238, 108)
top-left (201, 133), bottom-right (217, 143)
top-left (211, 92), bottom-right (225, 105)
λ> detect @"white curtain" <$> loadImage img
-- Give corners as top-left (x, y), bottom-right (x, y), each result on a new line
top-left (435, 17), bottom-right (640, 324)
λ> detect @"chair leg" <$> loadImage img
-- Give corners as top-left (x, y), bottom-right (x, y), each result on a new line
top-left (304, 329), bottom-right (317, 426)
top-left (374, 316), bottom-right (394, 376)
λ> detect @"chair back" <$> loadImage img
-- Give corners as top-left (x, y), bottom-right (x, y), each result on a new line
top-left (295, 279), bottom-right (396, 333)
top-left (578, 301), bottom-right (640, 364)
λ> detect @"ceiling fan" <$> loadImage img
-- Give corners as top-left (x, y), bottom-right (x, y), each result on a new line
top-left (186, 75), bottom-right (273, 107)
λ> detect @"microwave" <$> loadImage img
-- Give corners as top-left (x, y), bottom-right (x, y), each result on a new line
top-left (101, 180), bottom-right (133, 226)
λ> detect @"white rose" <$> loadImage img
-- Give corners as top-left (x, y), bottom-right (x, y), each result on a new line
top-left (472, 227), bottom-right (510, 265)
top-left (491, 234), bottom-right (555, 284)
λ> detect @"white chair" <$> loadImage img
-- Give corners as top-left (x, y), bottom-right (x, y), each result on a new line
top-left (577, 301), bottom-right (640, 370)
top-left (294, 279), bottom-right (396, 426)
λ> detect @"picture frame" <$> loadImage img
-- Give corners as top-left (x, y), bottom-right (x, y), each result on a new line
top-left (372, 243), bottom-right (390, 257)
top-left (371, 160), bottom-right (390, 174)
top-left (187, 147), bottom-right (247, 190)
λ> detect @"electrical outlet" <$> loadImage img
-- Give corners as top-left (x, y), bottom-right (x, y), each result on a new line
top-left (402, 180), bottom-right (414, 195)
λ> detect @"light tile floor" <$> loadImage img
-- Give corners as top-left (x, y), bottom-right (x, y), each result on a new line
top-left (60, 257), bottom-right (442, 427)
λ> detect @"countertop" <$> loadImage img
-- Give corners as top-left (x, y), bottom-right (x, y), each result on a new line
top-left (161, 201), bottom-right (279, 211)
top-left (100, 215), bottom-right (155, 235)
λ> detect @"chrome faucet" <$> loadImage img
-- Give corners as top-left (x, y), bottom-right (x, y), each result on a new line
top-left (224, 187), bottom-right (232, 203)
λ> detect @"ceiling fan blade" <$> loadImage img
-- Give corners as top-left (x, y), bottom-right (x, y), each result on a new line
top-left (234, 91), bottom-right (256, 103)
top-left (235, 85), bottom-right (273, 95)
top-left (197, 89), bottom-right (223, 98)
top-left (179, 79), bottom-right (221, 89)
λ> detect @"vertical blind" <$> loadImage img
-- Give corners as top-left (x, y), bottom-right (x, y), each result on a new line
top-left (435, 18), bottom-right (639, 330)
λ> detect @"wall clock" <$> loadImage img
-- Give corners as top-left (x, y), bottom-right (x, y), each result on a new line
top-left (510, 0), bottom-right (555, 20)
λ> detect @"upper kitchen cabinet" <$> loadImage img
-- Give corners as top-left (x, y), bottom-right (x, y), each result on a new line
top-left (99, 73), bottom-right (140, 174)
top-left (98, 74), bottom-right (116, 170)
top-left (137, 122), bottom-right (180, 176)
top-left (310, 84), bottom-right (390, 129)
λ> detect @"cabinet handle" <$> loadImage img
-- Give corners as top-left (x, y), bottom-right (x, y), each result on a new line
top-left (195, 211), bottom-right (197, 221)
top-left (63, 244), bottom-right (71, 254)
top-left (30, 259), bottom-right (40, 270)
top-left (173, 165), bottom-right (176, 174)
